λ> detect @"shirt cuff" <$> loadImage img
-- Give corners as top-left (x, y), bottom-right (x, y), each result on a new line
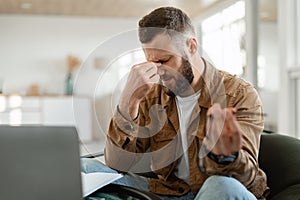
top-left (110, 105), bottom-right (139, 147)
top-left (115, 105), bottom-right (139, 133)
top-left (200, 150), bottom-right (242, 175)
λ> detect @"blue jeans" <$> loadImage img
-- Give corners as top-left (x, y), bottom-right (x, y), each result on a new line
top-left (81, 158), bottom-right (256, 200)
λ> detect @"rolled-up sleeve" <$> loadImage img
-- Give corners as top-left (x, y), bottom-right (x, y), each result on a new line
top-left (105, 106), bottom-right (150, 171)
top-left (202, 83), bottom-right (264, 188)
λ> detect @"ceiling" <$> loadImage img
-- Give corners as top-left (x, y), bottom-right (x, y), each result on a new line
top-left (0, 0), bottom-right (277, 21)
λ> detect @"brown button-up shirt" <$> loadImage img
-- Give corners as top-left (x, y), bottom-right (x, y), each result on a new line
top-left (105, 59), bottom-right (269, 199)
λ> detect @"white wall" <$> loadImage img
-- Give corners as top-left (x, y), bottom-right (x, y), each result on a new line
top-left (0, 15), bottom-right (137, 95)
top-left (0, 14), bottom-right (138, 140)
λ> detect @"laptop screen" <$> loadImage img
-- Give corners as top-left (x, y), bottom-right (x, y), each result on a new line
top-left (0, 126), bottom-right (83, 200)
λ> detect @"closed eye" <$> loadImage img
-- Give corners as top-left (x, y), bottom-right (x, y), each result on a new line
top-left (158, 59), bottom-right (169, 64)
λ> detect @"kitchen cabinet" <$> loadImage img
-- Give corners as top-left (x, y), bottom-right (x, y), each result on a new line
top-left (0, 95), bottom-right (92, 142)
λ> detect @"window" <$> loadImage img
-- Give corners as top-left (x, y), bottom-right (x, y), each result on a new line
top-left (201, 1), bottom-right (246, 76)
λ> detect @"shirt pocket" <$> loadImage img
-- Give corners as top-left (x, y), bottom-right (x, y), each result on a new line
top-left (152, 128), bottom-right (177, 142)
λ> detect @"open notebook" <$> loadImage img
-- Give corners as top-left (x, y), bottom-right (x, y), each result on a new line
top-left (81, 172), bottom-right (123, 197)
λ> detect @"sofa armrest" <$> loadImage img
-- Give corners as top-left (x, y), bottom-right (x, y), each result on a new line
top-left (269, 184), bottom-right (300, 200)
top-left (259, 133), bottom-right (300, 199)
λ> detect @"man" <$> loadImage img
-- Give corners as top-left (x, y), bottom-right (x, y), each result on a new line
top-left (85, 6), bottom-right (269, 200)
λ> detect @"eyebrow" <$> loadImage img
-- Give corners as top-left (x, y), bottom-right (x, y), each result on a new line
top-left (147, 53), bottom-right (173, 60)
top-left (148, 56), bottom-right (171, 63)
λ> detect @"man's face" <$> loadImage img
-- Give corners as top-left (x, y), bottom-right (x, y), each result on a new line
top-left (142, 33), bottom-right (194, 96)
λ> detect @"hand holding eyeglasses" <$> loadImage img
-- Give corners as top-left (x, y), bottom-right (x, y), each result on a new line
top-left (204, 103), bottom-right (242, 157)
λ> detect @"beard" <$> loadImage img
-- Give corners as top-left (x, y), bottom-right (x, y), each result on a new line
top-left (162, 57), bottom-right (194, 97)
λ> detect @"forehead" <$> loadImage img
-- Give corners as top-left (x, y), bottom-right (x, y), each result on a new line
top-left (142, 33), bottom-right (182, 58)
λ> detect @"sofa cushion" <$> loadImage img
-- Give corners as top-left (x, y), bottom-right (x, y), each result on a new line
top-left (270, 184), bottom-right (300, 200)
top-left (259, 133), bottom-right (300, 199)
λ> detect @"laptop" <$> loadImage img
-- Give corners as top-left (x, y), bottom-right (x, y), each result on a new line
top-left (0, 125), bottom-right (83, 200)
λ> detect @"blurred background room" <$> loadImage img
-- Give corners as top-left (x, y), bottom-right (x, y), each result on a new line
top-left (0, 0), bottom-right (300, 155)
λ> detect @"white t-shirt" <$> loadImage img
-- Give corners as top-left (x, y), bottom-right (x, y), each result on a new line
top-left (174, 90), bottom-right (201, 184)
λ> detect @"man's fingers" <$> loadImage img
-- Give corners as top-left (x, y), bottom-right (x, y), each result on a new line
top-left (149, 74), bottom-right (160, 83)
top-left (205, 114), bottom-right (222, 153)
top-left (207, 103), bottom-right (222, 116)
top-left (230, 120), bottom-right (242, 150)
top-left (147, 67), bottom-right (158, 79)
top-left (145, 64), bottom-right (157, 74)
top-left (136, 62), bottom-right (159, 84)
top-left (205, 105), bottom-right (242, 156)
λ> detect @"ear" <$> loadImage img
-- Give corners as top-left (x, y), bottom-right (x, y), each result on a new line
top-left (187, 37), bottom-right (198, 55)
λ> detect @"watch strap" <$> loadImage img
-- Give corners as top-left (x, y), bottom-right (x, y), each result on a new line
top-left (207, 151), bottom-right (239, 165)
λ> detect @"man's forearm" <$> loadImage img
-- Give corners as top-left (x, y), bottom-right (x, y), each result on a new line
top-left (119, 98), bottom-right (140, 120)
top-left (105, 109), bottom-right (149, 172)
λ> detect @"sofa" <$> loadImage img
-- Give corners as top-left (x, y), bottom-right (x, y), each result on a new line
top-left (88, 132), bottom-right (300, 200)
top-left (258, 132), bottom-right (300, 200)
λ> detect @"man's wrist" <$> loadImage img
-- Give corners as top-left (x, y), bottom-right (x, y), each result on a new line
top-left (118, 100), bottom-right (139, 120)
top-left (117, 105), bottom-right (139, 121)
top-left (207, 151), bottom-right (239, 165)
top-left (119, 91), bottom-right (142, 119)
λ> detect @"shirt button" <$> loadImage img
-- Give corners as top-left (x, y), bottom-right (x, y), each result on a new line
top-left (125, 124), bottom-right (132, 130)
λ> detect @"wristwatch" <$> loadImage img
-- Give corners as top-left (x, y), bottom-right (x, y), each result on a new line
top-left (207, 151), bottom-right (239, 165)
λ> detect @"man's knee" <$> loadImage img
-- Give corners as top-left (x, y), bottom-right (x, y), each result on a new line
top-left (195, 175), bottom-right (256, 200)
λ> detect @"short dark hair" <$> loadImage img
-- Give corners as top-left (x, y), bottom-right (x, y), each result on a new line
top-left (138, 7), bottom-right (195, 43)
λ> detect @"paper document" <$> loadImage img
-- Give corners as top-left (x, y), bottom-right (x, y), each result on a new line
top-left (81, 172), bottom-right (123, 197)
